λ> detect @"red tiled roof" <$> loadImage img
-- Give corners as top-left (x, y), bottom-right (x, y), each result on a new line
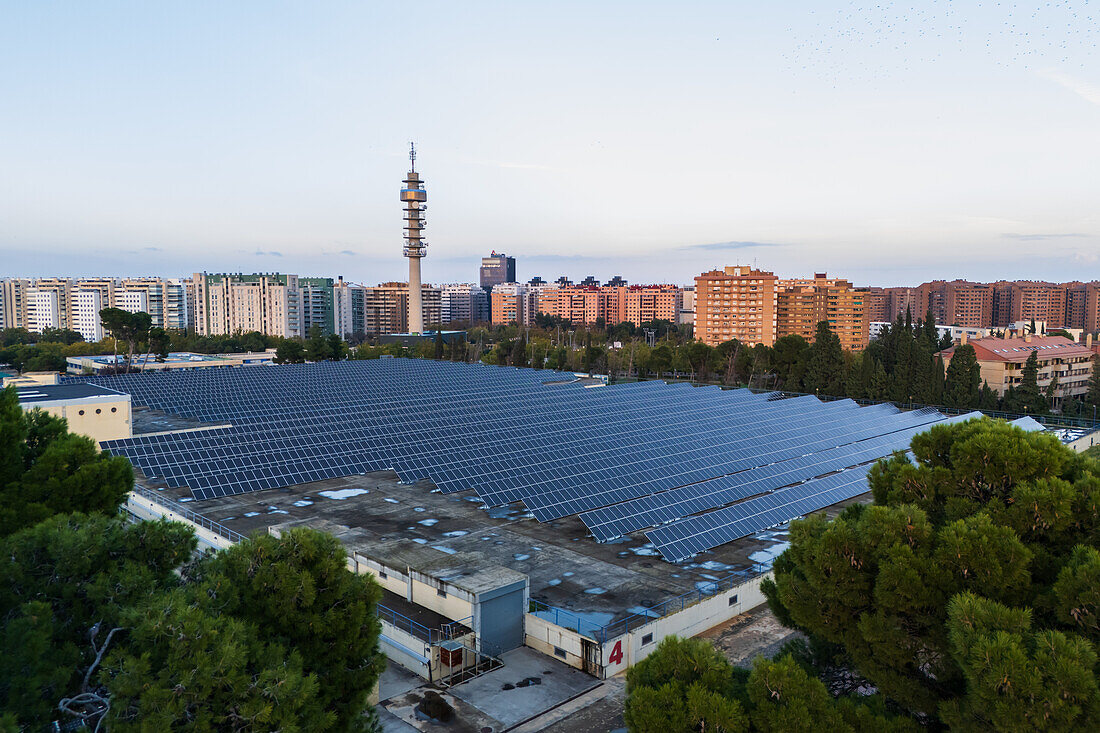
top-left (939, 335), bottom-right (1094, 363)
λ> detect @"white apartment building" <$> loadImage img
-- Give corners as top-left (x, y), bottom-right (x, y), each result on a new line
top-left (26, 288), bottom-right (62, 333)
top-left (115, 289), bottom-right (149, 315)
top-left (71, 290), bottom-right (105, 342)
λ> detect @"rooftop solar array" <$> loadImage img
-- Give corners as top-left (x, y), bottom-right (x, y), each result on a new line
top-left (79, 359), bottom-right (967, 562)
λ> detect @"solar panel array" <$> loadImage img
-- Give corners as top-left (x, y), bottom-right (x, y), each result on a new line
top-left (79, 359), bottom-right (964, 562)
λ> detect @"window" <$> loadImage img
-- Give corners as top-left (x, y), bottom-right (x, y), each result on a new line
top-left (78, 410), bottom-right (85, 416)
top-left (729, 594), bottom-right (739, 606)
top-left (111, 407), bottom-right (117, 413)
top-left (437, 588), bottom-right (447, 597)
top-left (378, 571), bottom-right (387, 579)
top-left (641, 633), bottom-right (654, 646)
top-left (554, 646), bottom-right (567, 659)
top-left (95, 408), bottom-right (101, 414)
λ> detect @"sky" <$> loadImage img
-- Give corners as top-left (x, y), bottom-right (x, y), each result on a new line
top-left (1, 1), bottom-right (1098, 287)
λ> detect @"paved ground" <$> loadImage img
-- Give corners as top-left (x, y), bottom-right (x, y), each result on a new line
top-left (519, 677), bottom-right (626, 733)
top-left (379, 661), bottom-right (424, 701)
top-left (448, 648), bottom-right (599, 729)
top-left (698, 605), bottom-right (803, 668)
top-left (377, 648), bottom-right (599, 732)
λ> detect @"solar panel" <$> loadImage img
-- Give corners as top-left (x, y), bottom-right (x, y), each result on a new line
top-left (79, 359), bottom-right (963, 559)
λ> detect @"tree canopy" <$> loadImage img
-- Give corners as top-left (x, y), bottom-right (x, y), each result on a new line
top-left (0, 384), bottom-right (385, 731)
top-left (764, 418), bottom-right (1100, 728)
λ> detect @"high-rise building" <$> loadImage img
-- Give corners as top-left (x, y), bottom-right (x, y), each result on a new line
top-left (861, 287), bottom-right (887, 323)
top-left (401, 144), bottom-right (428, 334)
top-left (300, 277), bottom-right (336, 335)
top-left (115, 289), bottom-right (149, 315)
top-left (694, 266), bottom-right (779, 347)
top-left (490, 283), bottom-right (527, 325)
top-left (441, 284), bottom-right (489, 325)
top-left (776, 274), bottom-right (868, 351)
top-left (71, 290), bottom-right (105, 342)
top-left (192, 272), bottom-right (303, 338)
top-left (26, 287), bottom-right (62, 333)
top-left (118, 278), bottom-right (191, 330)
top-left (363, 282), bottom-right (441, 336)
top-left (28, 278), bottom-right (73, 331)
top-left (480, 252), bottom-right (516, 291)
top-left (0, 279), bottom-right (30, 330)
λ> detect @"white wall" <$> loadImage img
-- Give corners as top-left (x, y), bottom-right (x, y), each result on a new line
top-left (600, 574), bottom-right (771, 677)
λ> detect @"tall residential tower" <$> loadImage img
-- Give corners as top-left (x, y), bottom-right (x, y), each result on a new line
top-left (401, 143), bottom-right (428, 334)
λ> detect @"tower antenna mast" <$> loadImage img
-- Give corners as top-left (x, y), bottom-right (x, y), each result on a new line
top-left (400, 143), bottom-right (428, 334)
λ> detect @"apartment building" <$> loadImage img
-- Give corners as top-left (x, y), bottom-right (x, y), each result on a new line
top-left (362, 282), bottom-right (441, 336)
top-left (938, 334), bottom-right (1095, 407)
top-left (71, 290), bottom-right (105, 342)
top-left (0, 279), bottom-right (30, 330)
top-left (300, 277), bottom-right (336, 335)
top-left (27, 278), bottom-right (74, 331)
top-left (694, 266), bottom-right (779, 347)
top-left (119, 278), bottom-right (191, 330)
top-left (861, 287), bottom-right (888, 323)
top-left (334, 279), bottom-right (366, 339)
top-left (440, 284), bottom-right (489, 325)
top-left (490, 283), bottom-right (527, 325)
top-left (994, 281), bottom-right (1068, 328)
top-left (775, 274), bottom-right (868, 351)
top-left (26, 288), bottom-right (62, 333)
top-left (115, 289), bottom-right (149, 315)
top-left (193, 272), bottom-right (303, 338)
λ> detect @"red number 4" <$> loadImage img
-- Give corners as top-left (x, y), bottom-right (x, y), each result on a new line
top-left (607, 640), bottom-right (623, 665)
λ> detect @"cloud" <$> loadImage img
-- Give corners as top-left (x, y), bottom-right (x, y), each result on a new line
top-left (680, 240), bottom-right (786, 251)
top-left (254, 250), bottom-right (283, 256)
top-left (143, 246), bottom-right (162, 252)
top-left (339, 249), bottom-right (357, 256)
top-left (1001, 232), bottom-right (1088, 242)
top-left (1040, 70), bottom-right (1100, 107)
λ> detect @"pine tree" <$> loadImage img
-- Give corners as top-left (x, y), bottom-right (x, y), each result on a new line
top-left (1017, 350), bottom-right (1048, 413)
top-left (764, 419), bottom-right (1100, 726)
top-left (943, 344), bottom-right (980, 408)
top-left (803, 322), bottom-right (845, 396)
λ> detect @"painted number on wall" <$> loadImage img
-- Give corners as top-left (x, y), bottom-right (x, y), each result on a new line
top-left (608, 640), bottom-right (623, 666)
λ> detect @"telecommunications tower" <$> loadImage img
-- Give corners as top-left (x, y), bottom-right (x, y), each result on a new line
top-left (401, 143), bottom-right (428, 334)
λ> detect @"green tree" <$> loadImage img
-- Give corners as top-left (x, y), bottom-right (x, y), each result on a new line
top-left (650, 344), bottom-right (673, 380)
top-left (766, 419), bottom-right (1100, 725)
top-left (275, 339), bottom-right (306, 364)
top-left (0, 387), bottom-right (133, 537)
top-left (0, 514), bottom-right (197, 725)
top-left (98, 308), bottom-right (152, 372)
top-left (106, 527), bottom-right (385, 731)
top-left (624, 637), bottom-right (915, 733)
top-left (305, 326), bottom-right (332, 362)
top-left (1015, 350), bottom-right (1049, 414)
top-left (801, 322), bottom-right (845, 396)
top-left (328, 333), bottom-right (348, 361)
top-left (943, 343), bottom-right (981, 408)
top-left (1084, 356), bottom-right (1100, 411)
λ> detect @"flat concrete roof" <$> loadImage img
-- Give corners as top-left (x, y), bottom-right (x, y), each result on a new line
top-left (139, 468), bottom-right (779, 629)
top-left (16, 383), bottom-right (129, 404)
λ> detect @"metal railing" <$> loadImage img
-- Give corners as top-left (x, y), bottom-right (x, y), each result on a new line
top-left (378, 605), bottom-right (472, 645)
top-left (130, 484), bottom-right (249, 544)
top-left (530, 570), bottom-right (754, 643)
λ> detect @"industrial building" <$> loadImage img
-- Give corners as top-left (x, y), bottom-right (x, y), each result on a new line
top-left (71, 357), bottom-right (995, 695)
top-left (15, 383), bottom-right (132, 442)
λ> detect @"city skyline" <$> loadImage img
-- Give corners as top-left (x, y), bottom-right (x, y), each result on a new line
top-left (2, 2), bottom-right (1098, 285)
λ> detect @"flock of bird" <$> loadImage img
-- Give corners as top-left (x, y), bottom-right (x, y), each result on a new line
top-left (780, 1), bottom-right (1097, 82)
